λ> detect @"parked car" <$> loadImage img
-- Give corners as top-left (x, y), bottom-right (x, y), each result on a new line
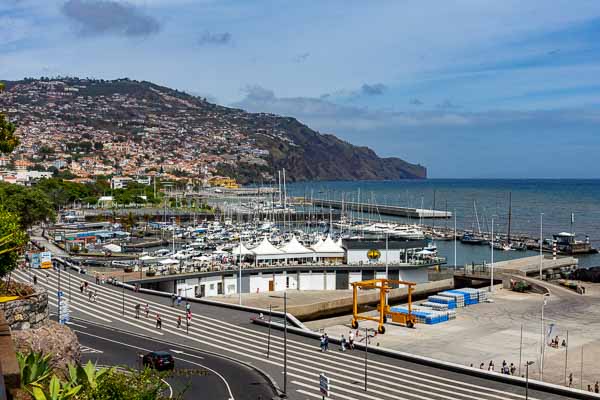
top-left (142, 351), bottom-right (174, 371)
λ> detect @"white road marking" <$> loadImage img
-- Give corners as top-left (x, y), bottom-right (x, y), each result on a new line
top-left (74, 330), bottom-right (235, 400)
top-left (17, 270), bottom-right (539, 400)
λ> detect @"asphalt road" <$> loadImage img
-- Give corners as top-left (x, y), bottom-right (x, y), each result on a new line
top-left (16, 267), bottom-right (592, 400)
top-left (74, 319), bottom-right (275, 400)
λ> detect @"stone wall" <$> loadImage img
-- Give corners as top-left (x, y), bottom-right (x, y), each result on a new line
top-left (1, 290), bottom-right (48, 330)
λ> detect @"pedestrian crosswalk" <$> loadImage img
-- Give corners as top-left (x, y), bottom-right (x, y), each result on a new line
top-left (15, 269), bottom-right (542, 400)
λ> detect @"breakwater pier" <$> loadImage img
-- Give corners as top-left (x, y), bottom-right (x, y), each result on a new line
top-left (307, 198), bottom-right (452, 219)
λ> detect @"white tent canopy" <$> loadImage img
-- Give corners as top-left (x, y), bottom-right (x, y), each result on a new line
top-left (313, 235), bottom-right (344, 258)
top-left (139, 255), bottom-right (156, 261)
top-left (251, 237), bottom-right (286, 260)
top-left (231, 242), bottom-right (255, 256)
top-left (159, 258), bottom-right (179, 265)
top-left (310, 237), bottom-right (325, 251)
top-left (280, 236), bottom-right (314, 258)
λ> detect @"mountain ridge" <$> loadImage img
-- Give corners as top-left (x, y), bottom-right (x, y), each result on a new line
top-left (0, 77), bottom-right (426, 183)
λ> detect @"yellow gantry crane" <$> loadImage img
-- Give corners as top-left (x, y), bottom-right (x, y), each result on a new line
top-left (350, 278), bottom-right (416, 334)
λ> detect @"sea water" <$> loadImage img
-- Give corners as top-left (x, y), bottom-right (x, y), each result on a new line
top-left (286, 179), bottom-right (600, 268)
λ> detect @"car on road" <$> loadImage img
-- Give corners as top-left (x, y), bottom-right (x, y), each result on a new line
top-left (142, 351), bottom-right (175, 371)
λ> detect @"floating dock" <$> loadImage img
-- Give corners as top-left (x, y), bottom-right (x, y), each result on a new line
top-left (307, 198), bottom-right (452, 219)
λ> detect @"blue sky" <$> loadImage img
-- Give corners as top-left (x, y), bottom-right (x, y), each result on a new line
top-left (2, 0), bottom-right (600, 178)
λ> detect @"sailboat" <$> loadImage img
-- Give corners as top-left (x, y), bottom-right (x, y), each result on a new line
top-left (461, 200), bottom-right (489, 244)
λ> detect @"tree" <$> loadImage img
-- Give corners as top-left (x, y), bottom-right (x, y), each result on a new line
top-left (0, 182), bottom-right (56, 228)
top-left (0, 206), bottom-right (27, 277)
top-left (0, 82), bottom-right (19, 154)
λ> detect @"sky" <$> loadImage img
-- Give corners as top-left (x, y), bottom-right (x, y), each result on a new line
top-left (1, 0), bottom-right (600, 178)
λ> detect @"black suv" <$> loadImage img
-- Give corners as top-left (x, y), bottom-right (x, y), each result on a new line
top-left (142, 351), bottom-right (175, 371)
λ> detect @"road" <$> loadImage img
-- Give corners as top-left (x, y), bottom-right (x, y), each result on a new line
top-left (14, 267), bottom-right (584, 400)
top-left (73, 320), bottom-right (273, 400)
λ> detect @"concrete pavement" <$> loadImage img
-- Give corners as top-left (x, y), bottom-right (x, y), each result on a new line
top-left (14, 267), bottom-right (593, 400)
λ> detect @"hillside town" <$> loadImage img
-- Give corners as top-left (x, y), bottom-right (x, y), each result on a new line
top-left (0, 78), bottom-right (286, 187)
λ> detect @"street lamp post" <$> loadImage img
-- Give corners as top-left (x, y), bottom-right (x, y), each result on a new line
top-left (364, 327), bottom-right (370, 392)
top-left (283, 291), bottom-right (287, 396)
top-left (490, 217), bottom-right (494, 292)
top-left (454, 209), bottom-right (457, 270)
top-left (122, 273), bottom-right (125, 316)
top-left (57, 262), bottom-right (61, 323)
top-left (267, 304), bottom-right (272, 359)
top-left (540, 213), bottom-right (544, 280)
top-left (540, 293), bottom-right (549, 380)
top-left (526, 361), bottom-right (535, 400)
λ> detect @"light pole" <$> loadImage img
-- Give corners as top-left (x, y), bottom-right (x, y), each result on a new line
top-left (540, 293), bottom-right (550, 380)
top-left (540, 213), bottom-right (544, 280)
top-left (122, 273), bottom-right (125, 316)
top-left (385, 232), bottom-right (389, 304)
top-left (453, 209), bottom-right (457, 270)
top-left (526, 361), bottom-right (535, 400)
top-left (283, 291), bottom-right (287, 396)
top-left (267, 304), bottom-right (272, 359)
top-left (364, 327), bottom-right (370, 392)
top-left (490, 217), bottom-right (494, 292)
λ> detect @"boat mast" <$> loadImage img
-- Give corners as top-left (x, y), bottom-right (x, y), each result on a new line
top-left (474, 200), bottom-right (482, 235)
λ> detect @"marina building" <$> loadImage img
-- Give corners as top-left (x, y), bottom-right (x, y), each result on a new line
top-left (136, 238), bottom-right (443, 298)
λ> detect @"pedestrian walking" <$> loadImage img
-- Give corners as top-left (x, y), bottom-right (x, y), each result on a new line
top-left (479, 363), bottom-right (484, 369)
top-left (80, 282), bottom-right (85, 294)
top-left (92, 290), bottom-right (98, 303)
top-left (33, 275), bottom-right (38, 285)
top-left (595, 381), bottom-right (599, 393)
top-left (45, 271), bottom-right (50, 283)
top-left (348, 330), bottom-right (355, 350)
top-left (320, 335), bottom-right (326, 352)
top-left (488, 361), bottom-right (494, 371)
top-left (510, 363), bottom-right (516, 376)
top-left (144, 303), bottom-right (149, 318)
top-left (156, 313), bottom-right (162, 329)
top-left (88, 290), bottom-right (93, 302)
top-left (324, 333), bottom-right (329, 352)
top-left (177, 296), bottom-right (183, 307)
top-left (569, 372), bottom-right (573, 387)
top-left (177, 316), bottom-right (182, 328)
top-left (588, 384), bottom-right (593, 392)
top-left (340, 334), bottom-right (347, 352)
top-left (95, 274), bottom-right (100, 284)
top-left (185, 301), bottom-right (190, 312)
top-left (135, 303), bottom-right (141, 319)
top-left (186, 310), bottom-right (192, 322)
top-left (171, 293), bottom-right (176, 307)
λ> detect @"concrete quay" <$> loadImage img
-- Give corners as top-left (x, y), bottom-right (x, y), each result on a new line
top-left (307, 279), bottom-right (600, 390)
top-left (208, 278), bottom-right (453, 321)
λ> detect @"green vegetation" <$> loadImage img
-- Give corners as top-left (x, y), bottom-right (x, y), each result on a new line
top-left (17, 352), bottom-right (183, 400)
top-left (0, 206), bottom-right (28, 277)
top-left (0, 82), bottom-right (19, 154)
top-left (0, 182), bottom-right (56, 228)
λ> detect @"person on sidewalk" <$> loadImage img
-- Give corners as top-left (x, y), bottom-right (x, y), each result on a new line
top-left (135, 303), bottom-right (141, 319)
top-left (568, 372), bottom-right (573, 387)
top-left (185, 301), bottom-right (190, 312)
top-left (320, 335), bottom-right (326, 352)
top-left (144, 304), bottom-right (149, 318)
top-left (177, 315), bottom-right (182, 329)
top-left (33, 275), bottom-right (37, 285)
top-left (156, 313), bottom-right (162, 329)
top-left (88, 290), bottom-right (93, 302)
top-left (340, 335), bottom-right (347, 352)
top-left (348, 330), bottom-right (355, 350)
top-left (324, 333), bottom-right (329, 352)
top-left (178, 296), bottom-right (183, 307)
top-left (171, 293), bottom-right (176, 307)
top-left (80, 282), bottom-right (85, 294)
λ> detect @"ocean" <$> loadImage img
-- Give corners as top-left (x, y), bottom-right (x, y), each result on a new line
top-left (285, 179), bottom-right (600, 268)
